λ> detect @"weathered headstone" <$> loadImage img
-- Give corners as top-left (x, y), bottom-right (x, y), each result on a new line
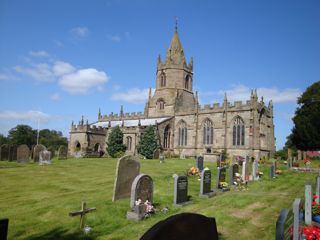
top-left (112, 155), bottom-right (140, 202)
top-left (17, 144), bottom-right (30, 163)
top-left (270, 165), bottom-right (275, 179)
top-left (140, 213), bottom-right (218, 240)
top-left (8, 145), bottom-right (17, 161)
top-left (242, 159), bottom-right (250, 181)
top-left (173, 175), bottom-right (190, 206)
top-left (33, 144), bottom-right (46, 162)
top-left (252, 160), bottom-right (259, 180)
top-left (297, 150), bottom-right (302, 161)
top-left (216, 167), bottom-right (230, 192)
top-left (0, 144), bottom-right (10, 161)
top-left (47, 146), bottom-right (55, 159)
top-left (305, 182), bottom-right (312, 225)
top-left (0, 218), bottom-right (9, 240)
top-left (39, 150), bottom-right (52, 165)
top-left (293, 198), bottom-right (302, 240)
top-left (153, 149), bottom-right (160, 159)
top-left (196, 156), bottom-right (204, 171)
top-left (316, 176), bottom-right (320, 204)
top-left (229, 163), bottom-right (239, 186)
top-left (58, 145), bottom-right (68, 160)
top-left (287, 157), bottom-right (292, 168)
top-left (127, 174), bottom-right (153, 221)
top-left (199, 170), bottom-right (215, 198)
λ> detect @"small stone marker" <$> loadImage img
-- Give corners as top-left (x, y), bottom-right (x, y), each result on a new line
top-left (69, 202), bottom-right (96, 229)
top-left (216, 167), bottom-right (230, 192)
top-left (173, 175), bottom-right (190, 206)
top-left (39, 150), bottom-right (52, 165)
top-left (305, 182), bottom-right (312, 225)
top-left (140, 213), bottom-right (219, 240)
top-left (58, 145), bottom-right (68, 160)
top-left (159, 154), bottom-right (165, 163)
top-left (229, 163), bottom-right (239, 186)
top-left (199, 169), bottom-right (215, 198)
top-left (33, 144), bottom-right (46, 162)
top-left (112, 155), bottom-right (140, 201)
top-left (0, 218), bottom-right (9, 240)
top-left (316, 175), bottom-right (320, 204)
top-left (17, 144), bottom-right (30, 163)
top-left (196, 156), bottom-right (204, 171)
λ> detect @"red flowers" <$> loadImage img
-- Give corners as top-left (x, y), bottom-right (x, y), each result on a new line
top-left (313, 195), bottom-right (318, 200)
top-left (303, 226), bottom-right (320, 240)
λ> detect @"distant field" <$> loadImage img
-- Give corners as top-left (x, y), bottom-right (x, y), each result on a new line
top-left (0, 158), bottom-right (317, 240)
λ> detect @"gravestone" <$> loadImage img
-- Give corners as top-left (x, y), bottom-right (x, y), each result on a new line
top-left (159, 154), bottom-right (165, 163)
top-left (17, 144), bottom-right (30, 163)
top-left (242, 159), bottom-right (250, 181)
top-left (47, 147), bottom-right (55, 159)
top-left (303, 151), bottom-right (307, 160)
top-left (153, 149), bottom-right (160, 159)
top-left (199, 169), bottom-right (215, 198)
top-left (252, 160), bottom-right (259, 180)
top-left (173, 175), bottom-right (190, 206)
top-left (0, 218), bottom-right (9, 240)
top-left (39, 150), bottom-right (52, 165)
top-left (288, 148), bottom-right (292, 159)
top-left (33, 144), bottom-right (46, 162)
top-left (316, 176), bottom-right (320, 204)
top-left (69, 202), bottom-right (96, 229)
top-left (287, 157), bottom-right (292, 168)
top-left (58, 146), bottom-right (68, 160)
top-left (270, 165), bottom-right (275, 179)
top-left (127, 174), bottom-right (153, 221)
top-left (0, 144), bottom-right (10, 161)
top-left (229, 163), bottom-right (239, 186)
top-left (297, 150), bottom-right (302, 161)
top-left (216, 167), bottom-right (230, 192)
top-left (8, 145), bottom-right (17, 161)
top-left (196, 156), bottom-right (204, 171)
top-left (305, 182), bottom-right (312, 225)
top-left (140, 213), bottom-right (218, 240)
top-left (276, 208), bottom-right (294, 240)
top-left (112, 155), bottom-right (140, 202)
top-left (293, 198), bottom-right (302, 240)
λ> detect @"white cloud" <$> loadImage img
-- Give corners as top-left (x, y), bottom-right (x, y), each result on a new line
top-left (0, 110), bottom-right (49, 123)
top-left (111, 88), bottom-right (154, 104)
top-left (53, 61), bottom-right (76, 76)
top-left (14, 63), bottom-right (53, 82)
top-left (50, 92), bottom-right (61, 101)
top-left (71, 27), bottom-right (90, 38)
top-left (29, 51), bottom-right (49, 57)
top-left (218, 84), bottom-right (300, 103)
top-left (107, 34), bottom-right (121, 42)
top-left (59, 68), bottom-right (109, 94)
top-left (0, 72), bottom-right (19, 81)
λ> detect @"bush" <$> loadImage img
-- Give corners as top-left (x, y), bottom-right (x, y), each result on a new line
top-left (106, 126), bottom-right (127, 158)
top-left (137, 125), bottom-right (158, 159)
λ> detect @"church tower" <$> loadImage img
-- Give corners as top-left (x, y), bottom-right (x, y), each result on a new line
top-left (146, 28), bottom-right (196, 118)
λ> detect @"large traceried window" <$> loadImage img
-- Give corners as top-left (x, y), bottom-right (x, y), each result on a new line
top-left (233, 116), bottom-right (245, 146)
top-left (178, 121), bottom-right (187, 146)
top-left (160, 72), bottom-right (166, 87)
top-left (203, 119), bottom-right (213, 145)
top-left (163, 125), bottom-right (171, 149)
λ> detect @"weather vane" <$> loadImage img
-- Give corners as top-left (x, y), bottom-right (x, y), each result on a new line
top-left (175, 16), bottom-right (178, 32)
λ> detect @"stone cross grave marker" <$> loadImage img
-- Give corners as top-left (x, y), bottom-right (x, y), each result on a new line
top-left (0, 218), bottom-right (9, 240)
top-left (196, 156), bottom-right (204, 171)
top-left (33, 144), bottom-right (46, 162)
top-left (216, 167), bottom-right (230, 192)
top-left (173, 175), bottom-right (190, 206)
top-left (252, 160), bottom-right (259, 180)
top-left (199, 169), bottom-right (215, 198)
top-left (17, 144), bottom-right (30, 163)
top-left (39, 150), bottom-right (52, 165)
top-left (112, 155), bottom-right (140, 202)
top-left (69, 202), bottom-right (96, 229)
top-left (127, 174), bottom-right (153, 221)
top-left (58, 145), bottom-right (68, 160)
top-left (316, 175), bottom-right (320, 204)
top-left (305, 182), bottom-right (312, 225)
top-left (229, 163), bottom-right (239, 186)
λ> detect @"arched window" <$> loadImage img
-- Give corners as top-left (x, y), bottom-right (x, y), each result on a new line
top-left (75, 141), bottom-right (81, 152)
top-left (178, 121), bottom-right (187, 146)
top-left (160, 72), bottom-right (166, 87)
top-left (233, 116), bottom-right (245, 146)
top-left (157, 99), bottom-right (165, 110)
top-left (94, 143), bottom-right (101, 152)
top-left (203, 119), bottom-right (213, 145)
top-left (185, 75), bottom-right (191, 90)
top-left (163, 125), bottom-right (171, 149)
top-left (126, 136), bottom-right (132, 151)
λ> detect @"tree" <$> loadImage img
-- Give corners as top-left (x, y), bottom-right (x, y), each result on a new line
top-left (7, 125), bottom-right (37, 148)
top-left (0, 134), bottom-right (8, 146)
top-left (39, 129), bottom-right (68, 150)
top-left (106, 126), bottom-right (126, 158)
top-left (137, 125), bottom-right (158, 159)
top-left (289, 81), bottom-right (320, 150)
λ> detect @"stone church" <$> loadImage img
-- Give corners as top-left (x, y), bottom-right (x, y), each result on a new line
top-left (69, 29), bottom-right (275, 159)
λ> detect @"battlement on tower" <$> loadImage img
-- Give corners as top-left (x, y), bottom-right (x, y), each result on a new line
top-left (199, 100), bottom-right (253, 112)
top-left (100, 111), bottom-right (145, 121)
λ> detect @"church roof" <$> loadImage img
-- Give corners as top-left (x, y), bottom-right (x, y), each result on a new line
top-left (166, 31), bottom-right (186, 64)
top-left (91, 117), bottom-right (171, 128)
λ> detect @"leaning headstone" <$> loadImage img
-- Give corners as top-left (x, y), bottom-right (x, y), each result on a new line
top-left (58, 146), bottom-right (68, 160)
top-left (39, 150), bottom-right (52, 165)
top-left (140, 213), bottom-right (219, 240)
top-left (305, 182), bottom-right (312, 225)
top-left (127, 174), bottom-right (153, 221)
top-left (0, 218), bottom-right (9, 240)
top-left (216, 167), bottom-right (230, 192)
top-left (196, 156), bottom-right (204, 171)
top-left (229, 163), bottom-right (239, 186)
top-left (33, 144), bottom-right (46, 162)
top-left (112, 155), bottom-right (140, 202)
top-left (199, 169), bottom-right (215, 198)
top-left (293, 198), bottom-right (302, 240)
top-left (173, 175), bottom-right (190, 206)
top-left (316, 176), bottom-right (320, 204)
top-left (0, 144), bottom-right (10, 161)
top-left (153, 149), bottom-right (160, 159)
top-left (17, 144), bottom-right (30, 163)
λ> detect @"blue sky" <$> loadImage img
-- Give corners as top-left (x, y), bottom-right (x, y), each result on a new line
top-left (0, 0), bottom-right (319, 149)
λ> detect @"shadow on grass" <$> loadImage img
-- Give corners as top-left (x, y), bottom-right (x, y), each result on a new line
top-left (24, 227), bottom-right (97, 240)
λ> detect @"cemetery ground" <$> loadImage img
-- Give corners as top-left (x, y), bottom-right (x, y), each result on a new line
top-left (0, 158), bottom-right (318, 240)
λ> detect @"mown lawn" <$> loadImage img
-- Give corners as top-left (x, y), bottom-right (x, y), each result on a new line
top-left (0, 157), bottom-right (318, 240)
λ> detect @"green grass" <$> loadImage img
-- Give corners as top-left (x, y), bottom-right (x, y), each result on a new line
top-left (0, 158), bottom-right (318, 240)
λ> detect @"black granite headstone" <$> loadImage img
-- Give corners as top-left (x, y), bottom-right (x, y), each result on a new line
top-left (196, 156), bottom-right (204, 171)
top-left (173, 175), bottom-right (189, 205)
top-left (0, 218), bottom-right (8, 240)
top-left (276, 208), bottom-right (294, 240)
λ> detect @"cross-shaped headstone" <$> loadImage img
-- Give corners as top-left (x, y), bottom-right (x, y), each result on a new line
top-left (69, 202), bottom-right (96, 229)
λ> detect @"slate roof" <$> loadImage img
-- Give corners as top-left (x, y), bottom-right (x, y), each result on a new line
top-left (91, 117), bottom-right (171, 128)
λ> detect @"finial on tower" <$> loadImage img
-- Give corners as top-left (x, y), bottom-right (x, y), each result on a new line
top-left (175, 16), bottom-right (178, 32)
top-left (120, 105), bottom-right (124, 117)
